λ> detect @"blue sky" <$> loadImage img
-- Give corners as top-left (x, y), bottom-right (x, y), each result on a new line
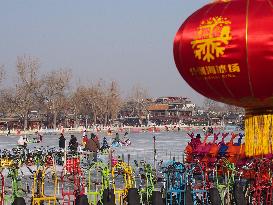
top-left (0, 0), bottom-right (209, 104)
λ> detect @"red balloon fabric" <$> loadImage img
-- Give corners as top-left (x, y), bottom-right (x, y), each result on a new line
top-left (174, 0), bottom-right (273, 110)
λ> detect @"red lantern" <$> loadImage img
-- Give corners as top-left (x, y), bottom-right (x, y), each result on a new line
top-left (174, 0), bottom-right (273, 156)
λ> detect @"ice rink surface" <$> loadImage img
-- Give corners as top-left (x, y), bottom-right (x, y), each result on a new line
top-left (0, 130), bottom-right (238, 164)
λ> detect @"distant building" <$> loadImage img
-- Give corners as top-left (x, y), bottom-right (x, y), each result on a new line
top-left (185, 103), bottom-right (196, 109)
top-left (146, 97), bottom-right (194, 125)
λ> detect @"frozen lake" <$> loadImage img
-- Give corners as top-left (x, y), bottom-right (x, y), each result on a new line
top-left (0, 129), bottom-right (242, 165)
top-left (0, 129), bottom-right (244, 203)
top-left (0, 131), bottom-right (192, 162)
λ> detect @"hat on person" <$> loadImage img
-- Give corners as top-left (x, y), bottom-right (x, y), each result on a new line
top-left (196, 134), bottom-right (201, 138)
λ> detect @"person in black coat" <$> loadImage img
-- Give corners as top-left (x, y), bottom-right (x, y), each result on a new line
top-left (59, 133), bottom-right (66, 149)
top-left (68, 135), bottom-right (78, 152)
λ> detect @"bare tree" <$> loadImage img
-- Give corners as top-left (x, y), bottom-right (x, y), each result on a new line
top-left (102, 80), bottom-right (122, 125)
top-left (7, 56), bottom-right (41, 130)
top-left (39, 69), bottom-right (71, 129)
top-left (69, 86), bottom-right (86, 127)
top-left (125, 84), bottom-right (150, 117)
top-left (203, 97), bottom-right (219, 112)
top-left (87, 83), bottom-right (105, 125)
top-left (108, 81), bottom-right (122, 120)
top-left (69, 80), bottom-right (122, 127)
top-left (203, 97), bottom-right (220, 126)
top-left (0, 66), bottom-right (6, 113)
top-left (129, 84), bottom-right (150, 101)
top-left (0, 88), bottom-right (13, 114)
top-left (70, 83), bottom-right (105, 126)
top-left (0, 65), bottom-right (5, 83)
top-left (223, 103), bottom-right (244, 114)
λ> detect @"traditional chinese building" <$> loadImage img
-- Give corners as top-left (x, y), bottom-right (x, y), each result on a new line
top-left (146, 97), bottom-right (194, 124)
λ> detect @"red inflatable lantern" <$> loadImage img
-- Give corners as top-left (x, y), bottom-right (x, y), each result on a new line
top-left (174, 0), bottom-right (273, 156)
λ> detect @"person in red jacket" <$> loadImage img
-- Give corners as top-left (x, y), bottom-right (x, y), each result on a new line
top-left (85, 133), bottom-right (100, 162)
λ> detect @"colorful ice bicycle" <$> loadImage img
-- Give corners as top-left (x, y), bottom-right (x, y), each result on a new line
top-left (86, 161), bottom-right (110, 205)
top-left (112, 161), bottom-right (135, 205)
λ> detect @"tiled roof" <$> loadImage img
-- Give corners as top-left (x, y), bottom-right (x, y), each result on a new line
top-left (147, 104), bottom-right (169, 111)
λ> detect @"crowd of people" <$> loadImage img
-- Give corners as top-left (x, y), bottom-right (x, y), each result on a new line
top-left (58, 133), bottom-right (101, 152)
top-left (58, 131), bottom-right (112, 162)
top-left (16, 128), bottom-right (130, 163)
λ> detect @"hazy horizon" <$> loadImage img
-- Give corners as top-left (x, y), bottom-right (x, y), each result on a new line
top-left (0, 0), bottom-right (210, 105)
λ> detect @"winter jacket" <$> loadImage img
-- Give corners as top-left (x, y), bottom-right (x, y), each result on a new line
top-left (59, 136), bottom-right (66, 149)
top-left (85, 138), bottom-right (100, 152)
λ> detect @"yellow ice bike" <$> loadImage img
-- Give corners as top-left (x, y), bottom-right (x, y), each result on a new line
top-left (31, 166), bottom-right (57, 205)
top-left (112, 161), bottom-right (135, 205)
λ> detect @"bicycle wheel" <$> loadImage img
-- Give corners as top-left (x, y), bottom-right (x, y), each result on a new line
top-left (233, 182), bottom-right (246, 205)
top-left (209, 188), bottom-right (221, 205)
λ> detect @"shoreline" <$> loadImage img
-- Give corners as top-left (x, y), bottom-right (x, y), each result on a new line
top-left (0, 125), bottom-right (227, 136)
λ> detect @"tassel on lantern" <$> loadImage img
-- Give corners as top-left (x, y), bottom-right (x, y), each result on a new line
top-left (245, 110), bottom-right (273, 157)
